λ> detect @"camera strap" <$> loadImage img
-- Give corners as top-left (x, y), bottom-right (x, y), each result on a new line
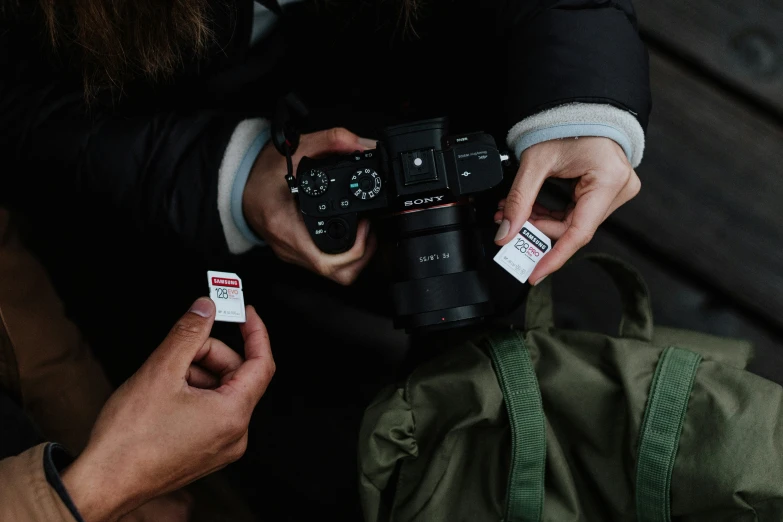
top-left (271, 93), bottom-right (309, 193)
top-left (284, 142), bottom-right (296, 192)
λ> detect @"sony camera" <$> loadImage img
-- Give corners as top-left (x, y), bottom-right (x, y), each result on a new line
top-left (289, 117), bottom-right (509, 332)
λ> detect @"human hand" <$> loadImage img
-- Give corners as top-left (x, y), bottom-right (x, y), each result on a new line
top-left (494, 137), bottom-right (640, 285)
top-left (243, 128), bottom-right (378, 285)
top-left (117, 491), bottom-right (192, 522)
top-left (62, 298), bottom-right (275, 522)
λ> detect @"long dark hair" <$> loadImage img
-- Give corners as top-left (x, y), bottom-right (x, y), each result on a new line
top-left (30, 0), bottom-right (420, 97)
top-left (37, 0), bottom-right (213, 97)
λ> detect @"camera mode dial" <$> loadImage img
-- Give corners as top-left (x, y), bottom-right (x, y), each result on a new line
top-left (350, 168), bottom-right (382, 200)
top-left (301, 169), bottom-right (329, 196)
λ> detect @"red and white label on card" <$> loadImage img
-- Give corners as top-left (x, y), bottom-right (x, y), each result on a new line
top-left (207, 271), bottom-right (246, 323)
top-left (493, 221), bottom-right (552, 284)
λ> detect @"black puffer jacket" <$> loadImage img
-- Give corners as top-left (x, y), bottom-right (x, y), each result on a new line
top-left (0, 0), bottom-right (650, 255)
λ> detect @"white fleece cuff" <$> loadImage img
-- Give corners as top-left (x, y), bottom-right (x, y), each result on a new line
top-left (507, 103), bottom-right (645, 167)
top-left (217, 118), bottom-right (271, 254)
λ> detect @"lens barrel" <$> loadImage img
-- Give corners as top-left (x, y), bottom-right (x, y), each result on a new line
top-left (382, 202), bottom-right (494, 333)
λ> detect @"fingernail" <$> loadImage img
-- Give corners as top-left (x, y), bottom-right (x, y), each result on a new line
top-left (494, 219), bottom-right (502, 225)
top-left (494, 219), bottom-right (510, 242)
top-left (358, 137), bottom-right (376, 149)
top-left (532, 275), bottom-right (548, 286)
top-left (189, 297), bottom-right (213, 318)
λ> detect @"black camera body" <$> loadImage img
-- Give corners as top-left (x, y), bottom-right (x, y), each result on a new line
top-left (294, 118), bottom-right (505, 254)
top-left (290, 117), bottom-right (509, 332)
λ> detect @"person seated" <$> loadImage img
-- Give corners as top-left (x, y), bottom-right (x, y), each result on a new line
top-left (0, 1), bottom-right (650, 519)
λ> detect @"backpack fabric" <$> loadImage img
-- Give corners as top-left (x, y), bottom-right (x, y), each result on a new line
top-left (358, 254), bottom-right (783, 522)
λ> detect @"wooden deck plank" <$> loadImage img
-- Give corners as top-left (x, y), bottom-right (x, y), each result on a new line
top-left (609, 50), bottom-right (783, 328)
top-left (581, 231), bottom-right (783, 384)
top-left (634, 0), bottom-right (783, 113)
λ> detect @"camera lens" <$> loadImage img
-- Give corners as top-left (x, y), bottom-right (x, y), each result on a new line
top-left (380, 201), bottom-right (494, 333)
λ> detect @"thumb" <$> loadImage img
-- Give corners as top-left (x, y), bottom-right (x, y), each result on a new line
top-left (227, 306), bottom-right (275, 410)
top-left (152, 297), bottom-right (216, 372)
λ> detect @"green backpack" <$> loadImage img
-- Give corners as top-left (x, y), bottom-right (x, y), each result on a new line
top-left (358, 254), bottom-right (783, 522)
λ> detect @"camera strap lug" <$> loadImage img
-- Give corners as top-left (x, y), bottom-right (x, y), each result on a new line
top-left (286, 173), bottom-right (298, 195)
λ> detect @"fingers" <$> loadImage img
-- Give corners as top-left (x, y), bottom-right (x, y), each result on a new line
top-left (330, 219), bottom-right (372, 265)
top-left (526, 217), bottom-right (568, 240)
top-left (220, 306), bottom-right (275, 410)
top-left (494, 198), bottom-right (506, 223)
top-left (525, 169), bottom-right (640, 283)
top-left (494, 200), bottom-right (554, 224)
top-left (152, 298), bottom-right (216, 372)
top-left (331, 227), bottom-right (378, 286)
top-left (239, 307), bottom-right (272, 363)
top-left (495, 159), bottom-right (549, 246)
top-left (192, 338), bottom-right (244, 380)
top-left (527, 186), bottom-right (618, 285)
top-left (300, 128), bottom-right (370, 159)
top-left (492, 139), bottom-right (641, 285)
top-left (605, 169), bottom-right (641, 218)
top-left (268, 127), bottom-right (378, 284)
top-left (528, 225), bottom-right (589, 285)
top-left (186, 365), bottom-right (220, 389)
top-left (328, 220), bottom-right (375, 285)
top-left (301, 220), bottom-right (376, 285)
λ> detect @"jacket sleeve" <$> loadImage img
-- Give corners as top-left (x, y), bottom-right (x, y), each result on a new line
top-left (0, 78), bottom-right (242, 256)
top-left (0, 13), bottom-right (258, 257)
top-left (0, 444), bottom-right (80, 522)
top-left (507, 102), bottom-right (646, 167)
top-left (503, 0), bottom-right (651, 132)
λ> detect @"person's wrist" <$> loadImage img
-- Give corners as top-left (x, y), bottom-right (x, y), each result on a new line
top-left (242, 159), bottom-right (264, 240)
top-left (61, 446), bottom-right (141, 522)
top-left (242, 143), bottom-right (277, 241)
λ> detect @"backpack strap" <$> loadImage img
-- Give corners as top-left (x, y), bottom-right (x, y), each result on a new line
top-left (486, 330), bottom-right (546, 522)
top-left (636, 346), bottom-right (702, 522)
top-left (525, 253), bottom-right (654, 342)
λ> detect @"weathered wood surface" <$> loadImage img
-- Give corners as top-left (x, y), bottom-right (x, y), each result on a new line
top-left (609, 50), bottom-right (783, 329)
top-left (582, 231), bottom-right (783, 383)
top-left (634, 0), bottom-right (783, 114)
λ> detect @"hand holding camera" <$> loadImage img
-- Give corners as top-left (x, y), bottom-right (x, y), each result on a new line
top-left (242, 128), bottom-right (378, 286)
top-left (494, 137), bottom-right (641, 285)
top-left (258, 114), bottom-right (638, 334)
top-left (290, 118), bottom-right (508, 332)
